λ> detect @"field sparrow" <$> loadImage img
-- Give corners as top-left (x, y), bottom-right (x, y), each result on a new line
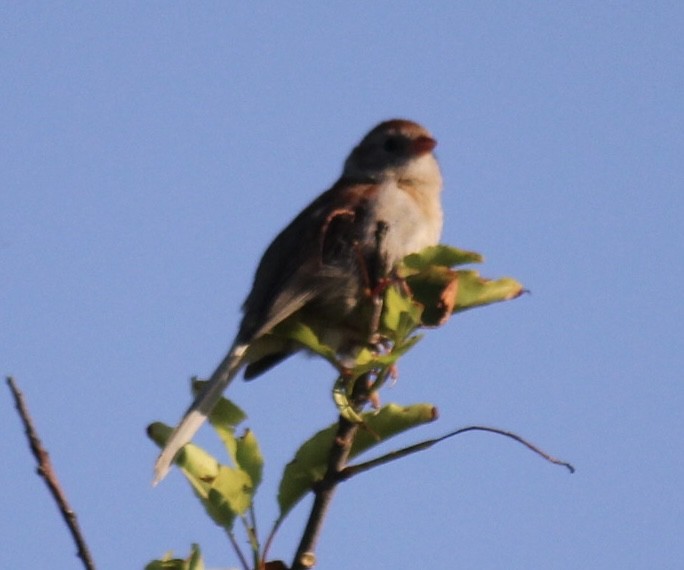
top-left (154, 119), bottom-right (444, 483)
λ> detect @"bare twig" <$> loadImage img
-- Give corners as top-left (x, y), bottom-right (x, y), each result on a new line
top-left (6, 376), bottom-right (97, 570)
top-left (341, 424), bottom-right (575, 481)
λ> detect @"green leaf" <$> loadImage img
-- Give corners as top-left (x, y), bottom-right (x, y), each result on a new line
top-left (330, 327), bottom-right (424, 421)
top-left (381, 284), bottom-right (424, 341)
top-left (349, 335), bottom-right (421, 376)
top-left (148, 423), bottom-right (221, 481)
top-left (277, 403), bottom-right (438, 519)
top-left (205, 392), bottom-right (248, 429)
top-left (148, 421), bottom-right (255, 530)
top-left (235, 429), bottom-right (264, 492)
top-left (399, 244), bottom-right (482, 275)
top-left (147, 421), bottom-right (173, 448)
top-left (271, 320), bottom-right (338, 364)
top-left (145, 555), bottom-right (181, 570)
top-left (451, 271), bottom-right (524, 314)
top-left (331, 376), bottom-right (366, 424)
top-left (149, 383), bottom-right (262, 529)
top-left (406, 267), bottom-right (524, 326)
top-left (186, 544), bottom-right (203, 570)
top-left (204, 465), bottom-right (253, 523)
top-left (405, 266), bottom-right (459, 326)
top-left (178, 461), bottom-right (251, 531)
top-left (145, 544), bottom-right (204, 570)
top-left (189, 380), bottom-right (249, 465)
top-left (396, 244), bottom-right (524, 327)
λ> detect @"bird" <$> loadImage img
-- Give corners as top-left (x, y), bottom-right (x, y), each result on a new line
top-left (154, 119), bottom-right (444, 484)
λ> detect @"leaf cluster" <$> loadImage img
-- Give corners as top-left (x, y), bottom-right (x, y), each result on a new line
top-left (146, 245), bottom-right (524, 568)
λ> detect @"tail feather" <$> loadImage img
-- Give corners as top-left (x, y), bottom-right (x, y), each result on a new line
top-left (153, 344), bottom-right (248, 485)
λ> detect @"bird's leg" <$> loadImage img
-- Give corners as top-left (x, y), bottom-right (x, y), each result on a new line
top-left (365, 221), bottom-right (391, 344)
top-left (357, 221), bottom-right (396, 409)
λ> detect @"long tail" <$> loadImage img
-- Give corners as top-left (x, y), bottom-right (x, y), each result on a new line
top-left (153, 343), bottom-right (248, 485)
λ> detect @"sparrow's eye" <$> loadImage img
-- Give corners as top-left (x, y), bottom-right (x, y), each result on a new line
top-left (383, 136), bottom-right (403, 153)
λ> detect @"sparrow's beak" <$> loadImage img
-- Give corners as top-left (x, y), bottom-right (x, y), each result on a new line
top-left (411, 135), bottom-right (437, 155)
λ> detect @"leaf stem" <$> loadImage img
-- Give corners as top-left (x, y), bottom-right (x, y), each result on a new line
top-left (226, 528), bottom-right (250, 570)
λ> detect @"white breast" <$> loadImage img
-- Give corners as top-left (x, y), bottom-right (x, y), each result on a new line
top-left (371, 159), bottom-right (443, 267)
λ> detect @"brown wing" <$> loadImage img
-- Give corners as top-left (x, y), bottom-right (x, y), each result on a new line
top-left (237, 180), bottom-right (379, 344)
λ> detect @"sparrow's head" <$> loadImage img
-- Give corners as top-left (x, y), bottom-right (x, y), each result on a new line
top-left (342, 119), bottom-right (440, 183)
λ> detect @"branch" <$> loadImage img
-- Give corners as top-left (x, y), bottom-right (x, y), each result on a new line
top-left (6, 376), bottom-right (97, 570)
top-left (290, 377), bottom-right (372, 570)
top-left (341, 424), bottom-right (575, 481)
top-left (290, 414), bottom-right (359, 570)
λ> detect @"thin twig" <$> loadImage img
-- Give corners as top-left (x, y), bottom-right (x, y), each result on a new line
top-left (341, 424), bottom-right (575, 481)
top-left (6, 376), bottom-right (97, 570)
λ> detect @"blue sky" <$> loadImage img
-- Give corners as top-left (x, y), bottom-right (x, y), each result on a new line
top-left (2, 3), bottom-right (682, 569)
